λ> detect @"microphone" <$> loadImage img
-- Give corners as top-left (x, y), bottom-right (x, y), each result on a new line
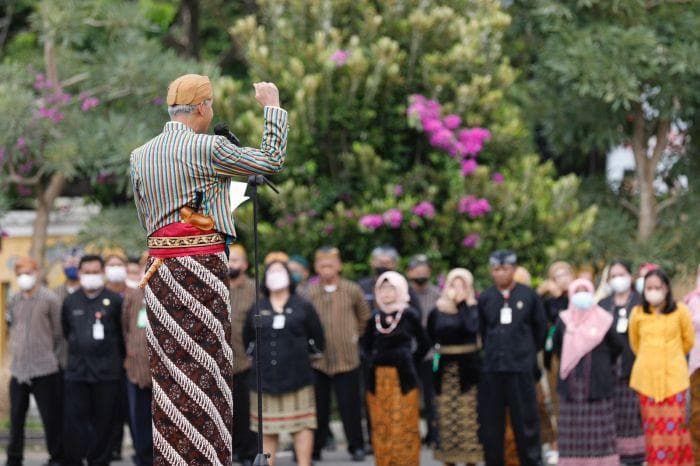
top-left (214, 122), bottom-right (242, 147)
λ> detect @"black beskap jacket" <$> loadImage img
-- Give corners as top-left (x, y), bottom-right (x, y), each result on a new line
top-left (243, 294), bottom-right (325, 394)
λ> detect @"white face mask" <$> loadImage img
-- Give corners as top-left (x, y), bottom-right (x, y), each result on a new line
top-left (571, 291), bottom-right (594, 310)
top-left (105, 265), bottom-right (127, 283)
top-left (80, 273), bottom-right (105, 291)
top-left (17, 274), bottom-right (37, 291)
top-left (125, 278), bottom-right (140, 289)
top-left (610, 276), bottom-right (632, 294)
top-left (635, 277), bottom-right (645, 294)
top-left (645, 289), bottom-right (666, 307)
top-left (266, 270), bottom-right (290, 292)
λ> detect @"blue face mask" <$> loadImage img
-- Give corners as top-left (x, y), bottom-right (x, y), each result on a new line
top-left (571, 291), bottom-right (594, 310)
top-left (291, 271), bottom-right (304, 285)
top-left (64, 266), bottom-right (79, 281)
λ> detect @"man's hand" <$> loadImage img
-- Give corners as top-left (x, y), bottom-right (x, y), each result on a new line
top-left (254, 82), bottom-right (280, 108)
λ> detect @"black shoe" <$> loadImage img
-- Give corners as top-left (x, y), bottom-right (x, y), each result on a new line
top-left (351, 449), bottom-right (366, 462)
top-left (312, 451), bottom-right (322, 461)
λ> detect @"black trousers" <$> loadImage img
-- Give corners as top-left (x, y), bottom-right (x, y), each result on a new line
top-left (63, 379), bottom-right (122, 466)
top-left (233, 370), bottom-right (257, 462)
top-left (478, 371), bottom-right (543, 466)
top-left (7, 372), bottom-right (63, 466)
top-left (418, 359), bottom-right (438, 443)
top-left (108, 374), bottom-right (129, 458)
top-left (313, 368), bottom-right (365, 455)
top-left (126, 380), bottom-right (153, 466)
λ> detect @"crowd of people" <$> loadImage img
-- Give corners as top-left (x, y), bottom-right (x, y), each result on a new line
top-left (6, 244), bottom-right (700, 466)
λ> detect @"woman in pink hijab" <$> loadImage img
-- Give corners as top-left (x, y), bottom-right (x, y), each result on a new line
top-left (362, 271), bottom-right (430, 466)
top-left (552, 278), bottom-right (623, 466)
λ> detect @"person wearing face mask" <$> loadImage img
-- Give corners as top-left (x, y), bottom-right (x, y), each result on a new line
top-left (306, 247), bottom-right (370, 462)
top-left (289, 255), bottom-right (311, 295)
top-left (356, 246), bottom-right (422, 446)
top-left (121, 254), bottom-right (152, 466)
top-left (102, 251), bottom-right (130, 461)
top-left (54, 252), bottom-right (83, 369)
top-left (243, 260), bottom-right (325, 466)
top-left (362, 271), bottom-right (430, 466)
top-left (551, 278), bottom-right (623, 466)
top-left (357, 246), bottom-right (423, 314)
top-left (407, 254), bottom-right (441, 447)
top-left (54, 253), bottom-right (82, 303)
top-left (536, 261), bottom-right (574, 462)
top-left (125, 256), bottom-right (144, 290)
top-left (227, 244), bottom-right (257, 466)
top-left (598, 260), bottom-right (645, 466)
top-left (478, 250), bottom-right (547, 466)
top-left (684, 266), bottom-right (700, 463)
top-left (427, 268), bottom-right (484, 465)
top-left (103, 252), bottom-right (129, 297)
top-left (6, 257), bottom-right (64, 466)
top-left (629, 268), bottom-right (695, 466)
top-left (635, 262), bottom-right (660, 295)
top-left (61, 255), bottom-right (125, 466)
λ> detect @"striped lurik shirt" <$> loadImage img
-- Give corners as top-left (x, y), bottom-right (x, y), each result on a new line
top-left (305, 278), bottom-right (371, 376)
top-left (130, 106), bottom-right (288, 237)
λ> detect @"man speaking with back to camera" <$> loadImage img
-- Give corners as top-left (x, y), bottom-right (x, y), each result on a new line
top-left (130, 74), bottom-right (287, 465)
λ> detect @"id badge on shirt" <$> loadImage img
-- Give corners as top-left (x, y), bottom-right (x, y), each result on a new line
top-left (500, 306), bottom-right (513, 325)
top-left (616, 317), bottom-right (628, 333)
top-left (616, 308), bottom-right (628, 333)
top-left (93, 319), bottom-right (105, 340)
top-left (137, 308), bottom-right (148, 329)
top-left (272, 314), bottom-right (286, 330)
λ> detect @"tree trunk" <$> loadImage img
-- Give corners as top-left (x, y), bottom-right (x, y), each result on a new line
top-left (637, 158), bottom-right (657, 242)
top-left (630, 105), bottom-right (669, 242)
top-left (181, 0), bottom-right (200, 59)
top-left (29, 172), bottom-right (65, 263)
top-left (29, 31), bottom-right (64, 263)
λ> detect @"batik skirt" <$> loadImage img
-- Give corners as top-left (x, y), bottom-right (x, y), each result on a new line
top-left (367, 366), bottom-right (420, 466)
top-left (613, 377), bottom-right (645, 463)
top-left (145, 252), bottom-right (234, 466)
top-left (558, 396), bottom-right (619, 466)
top-left (639, 392), bottom-right (694, 466)
top-left (434, 362), bottom-right (483, 464)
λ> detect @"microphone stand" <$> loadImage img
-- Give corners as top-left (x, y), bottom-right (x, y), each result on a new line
top-left (248, 174), bottom-right (279, 466)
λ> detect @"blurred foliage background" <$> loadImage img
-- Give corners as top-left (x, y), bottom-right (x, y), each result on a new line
top-left (1, 0), bottom-right (699, 285)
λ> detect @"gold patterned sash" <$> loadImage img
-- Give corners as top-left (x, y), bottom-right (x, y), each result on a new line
top-left (147, 233), bottom-right (225, 249)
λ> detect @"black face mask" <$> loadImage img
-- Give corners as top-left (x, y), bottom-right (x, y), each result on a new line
top-left (228, 268), bottom-right (242, 279)
top-left (374, 267), bottom-right (391, 277)
top-left (412, 277), bottom-right (430, 286)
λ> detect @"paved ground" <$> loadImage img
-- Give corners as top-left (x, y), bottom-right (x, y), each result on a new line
top-left (6, 447), bottom-right (443, 465)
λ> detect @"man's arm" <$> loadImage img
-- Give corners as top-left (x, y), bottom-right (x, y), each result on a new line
top-left (212, 82), bottom-right (288, 176)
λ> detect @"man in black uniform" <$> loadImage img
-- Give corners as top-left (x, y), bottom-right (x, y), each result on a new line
top-left (62, 255), bottom-right (125, 466)
top-left (478, 250), bottom-right (546, 466)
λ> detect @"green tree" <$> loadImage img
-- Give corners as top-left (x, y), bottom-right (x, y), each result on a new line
top-left (0, 0), bottom-right (203, 262)
top-left (215, 0), bottom-right (596, 280)
top-left (523, 0), bottom-right (700, 241)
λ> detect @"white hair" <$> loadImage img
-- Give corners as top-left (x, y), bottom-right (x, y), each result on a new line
top-left (370, 246), bottom-right (399, 262)
top-left (167, 98), bottom-right (212, 119)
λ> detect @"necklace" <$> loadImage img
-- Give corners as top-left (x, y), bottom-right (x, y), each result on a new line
top-left (375, 309), bottom-right (403, 334)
